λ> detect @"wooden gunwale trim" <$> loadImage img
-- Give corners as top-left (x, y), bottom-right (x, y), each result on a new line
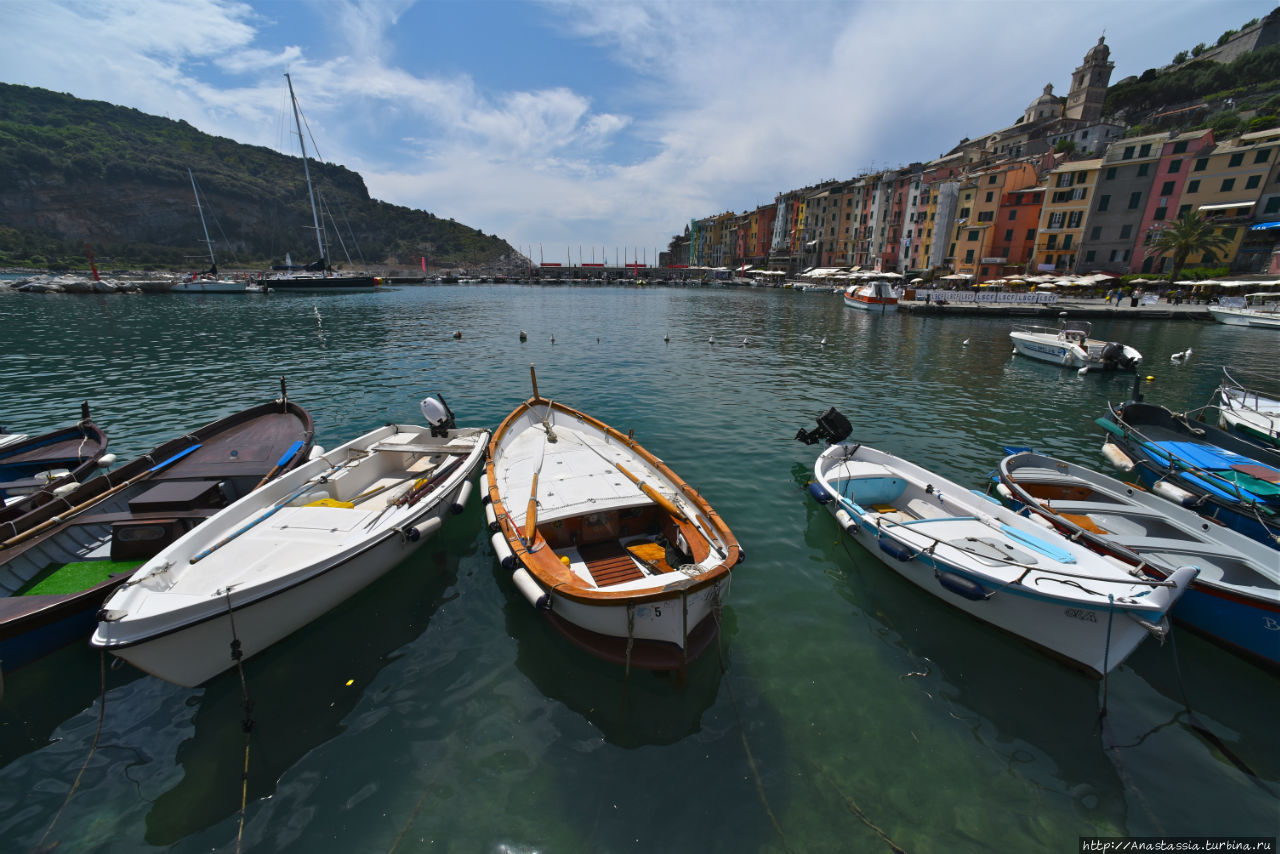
top-left (485, 396), bottom-right (740, 605)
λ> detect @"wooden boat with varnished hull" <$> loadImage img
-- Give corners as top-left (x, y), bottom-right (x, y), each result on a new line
top-left (484, 372), bottom-right (741, 671)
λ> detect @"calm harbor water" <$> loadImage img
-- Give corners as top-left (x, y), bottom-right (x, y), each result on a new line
top-left (0, 284), bottom-right (1275, 853)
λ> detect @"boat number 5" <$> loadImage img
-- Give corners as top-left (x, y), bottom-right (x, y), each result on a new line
top-left (1063, 608), bottom-right (1097, 623)
top-left (654, 607), bottom-right (662, 617)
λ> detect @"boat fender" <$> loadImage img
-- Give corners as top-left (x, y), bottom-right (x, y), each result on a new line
top-left (96, 453), bottom-right (117, 467)
top-left (834, 508), bottom-right (858, 534)
top-left (1066, 343), bottom-right (1089, 366)
top-left (52, 481), bottom-right (80, 497)
top-left (308, 445), bottom-right (326, 460)
top-left (878, 536), bottom-right (916, 562)
top-left (737, 546), bottom-right (746, 564)
top-left (1026, 513), bottom-right (1056, 530)
top-left (1100, 442), bottom-right (1134, 472)
top-left (451, 480), bottom-right (473, 515)
top-left (484, 500), bottom-right (499, 532)
top-left (936, 571), bottom-right (990, 601)
top-left (807, 482), bottom-right (832, 504)
top-left (491, 531), bottom-right (516, 570)
top-left (403, 516), bottom-right (443, 543)
top-left (1153, 480), bottom-right (1196, 507)
top-left (512, 567), bottom-right (551, 610)
top-left (994, 482), bottom-right (1014, 504)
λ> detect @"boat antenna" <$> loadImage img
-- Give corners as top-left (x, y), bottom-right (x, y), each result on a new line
top-left (188, 168), bottom-right (216, 273)
top-left (285, 72), bottom-right (327, 270)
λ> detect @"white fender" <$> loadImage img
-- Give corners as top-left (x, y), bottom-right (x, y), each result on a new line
top-left (308, 445), bottom-right (326, 460)
top-left (490, 531), bottom-right (515, 570)
top-left (451, 480), bottom-right (473, 515)
top-left (404, 516), bottom-right (442, 542)
top-left (1026, 512), bottom-right (1056, 530)
top-left (512, 567), bottom-right (551, 610)
top-left (1153, 480), bottom-right (1196, 506)
top-left (1100, 442), bottom-right (1134, 472)
top-left (52, 481), bottom-right (80, 497)
top-left (994, 482), bottom-right (1014, 503)
top-left (484, 500), bottom-right (498, 531)
top-left (1066, 343), bottom-right (1089, 366)
top-left (834, 508), bottom-right (858, 533)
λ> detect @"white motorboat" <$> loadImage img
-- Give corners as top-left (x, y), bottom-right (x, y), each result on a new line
top-left (843, 279), bottom-right (899, 312)
top-left (1217, 368), bottom-right (1280, 450)
top-left (1208, 292), bottom-right (1280, 329)
top-left (1009, 319), bottom-right (1142, 371)
top-left (798, 409), bottom-right (1196, 676)
top-left (92, 397), bottom-right (487, 687)
top-left (485, 369), bottom-right (741, 671)
top-left (997, 450), bottom-right (1280, 669)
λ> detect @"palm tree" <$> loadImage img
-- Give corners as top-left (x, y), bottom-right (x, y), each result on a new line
top-left (1148, 210), bottom-right (1232, 284)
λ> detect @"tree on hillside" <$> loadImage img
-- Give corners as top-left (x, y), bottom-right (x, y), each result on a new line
top-left (1148, 211), bottom-right (1232, 283)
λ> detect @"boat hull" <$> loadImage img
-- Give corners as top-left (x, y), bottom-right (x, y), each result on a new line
top-left (1208, 307), bottom-right (1280, 328)
top-left (843, 295), bottom-right (898, 312)
top-left (825, 501), bottom-right (1158, 676)
top-left (99, 513), bottom-right (450, 687)
top-left (93, 422), bottom-right (487, 686)
top-left (997, 451), bottom-right (1280, 670)
top-left (257, 275), bottom-right (378, 291)
top-left (485, 395), bottom-right (740, 670)
top-left (810, 443), bottom-right (1193, 676)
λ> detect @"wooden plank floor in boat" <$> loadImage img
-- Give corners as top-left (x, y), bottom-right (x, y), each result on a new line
top-left (578, 541), bottom-right (644, 587)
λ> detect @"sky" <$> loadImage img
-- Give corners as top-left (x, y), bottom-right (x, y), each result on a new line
top-left (2, 0), bottom-right (1277, 262)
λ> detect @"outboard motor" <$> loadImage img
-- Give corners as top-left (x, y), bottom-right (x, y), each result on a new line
top-left (795, 407), bottom-right (853, 445)
top-left (1100, 341), bottom-right (1139, 371)
top-left (421, 395), bottom-right (457, 438)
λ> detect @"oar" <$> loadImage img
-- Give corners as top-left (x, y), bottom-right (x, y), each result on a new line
top-left (252, 439), bottom-right (305, 490)
top-left (1, 443), bottom-right (203, 550)
top-left (189, 478), bottom-right (319, 564)
top-left (616, 462), bottom-right (687, 522)
top-left (523, 471), bottom-right (540, 542)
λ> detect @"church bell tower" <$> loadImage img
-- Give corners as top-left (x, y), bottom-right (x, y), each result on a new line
top-left (1065, 36), bottom-right (1114, 122)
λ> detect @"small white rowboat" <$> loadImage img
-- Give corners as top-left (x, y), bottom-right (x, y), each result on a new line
top-left (803, 417), bottom-right (1196, 676)
top-left (92, 398), bottom-right (488, 687)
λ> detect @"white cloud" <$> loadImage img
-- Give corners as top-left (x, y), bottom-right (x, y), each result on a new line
top-left (2, 0), bottom-right (1276, 254)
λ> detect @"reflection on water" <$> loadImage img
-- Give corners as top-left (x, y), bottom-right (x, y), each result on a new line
top-left (0, 285), bottom-right (1275, 852)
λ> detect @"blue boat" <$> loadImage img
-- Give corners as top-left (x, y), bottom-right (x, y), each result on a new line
top-left (998, 450), bottom-right (1280, 670)
top-left (1096, 400), bottom-right (1280, 549)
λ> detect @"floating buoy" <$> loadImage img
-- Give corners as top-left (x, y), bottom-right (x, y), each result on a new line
top-left (708, 335), bottom-right (715, 345)
top-left (962, 338), bottom-right (969, 346)
top-left (1144, 375), bottom-right (1155, 382)
top-left (820, 336), bottom-right (827, 346)
top-left (664, 332), bottom-right (670, 342)
top-left (452, 330), bottom-right (461, 339)
top-left (519, 330), bottom-right (527, 341)
top-left (1170, 347), bottom-right (1192, 363)
top-left (551, 335), bottom-right (556, 344)
top-left (1077, 366), bottom-right (1089, 375)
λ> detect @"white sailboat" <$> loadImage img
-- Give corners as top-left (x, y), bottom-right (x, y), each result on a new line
top-left (171, 169), bottom-right (253, 294)
top-left (257, 73), bottom-right (376, 291)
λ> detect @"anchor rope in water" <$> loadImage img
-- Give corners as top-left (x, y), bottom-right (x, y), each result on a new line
top-left (811, 761), bottom-right (910, 854)
top-left (710, 584), bottom-right (795, 854)
top-left (1165, 630), bottom-right (1274, 795)
top-left (223, 588), bottom-right (255, 854)
top-left (35, 651), bottom-right (108, 852)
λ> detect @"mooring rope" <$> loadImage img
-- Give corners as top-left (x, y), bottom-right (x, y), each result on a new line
top-left (35, 651), bottom-right (108, 852)
top-left (222, 589), bottom-right (255, 854)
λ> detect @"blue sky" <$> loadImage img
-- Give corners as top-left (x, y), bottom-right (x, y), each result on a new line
top-left (2, 0), bottom-right (1277, 261)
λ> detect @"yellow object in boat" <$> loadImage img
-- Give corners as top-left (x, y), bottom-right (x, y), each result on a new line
top-left (305, 498), bottom-right (356, 509)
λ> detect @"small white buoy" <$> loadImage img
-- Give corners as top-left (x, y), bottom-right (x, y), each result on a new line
top-left (708, 335), bottom-right (715, 345)
top-left (962, 338), bottom-right (970, 346)
top-left (519, 330), bottom-right (527, 342)
top-left (664, 332), bottom-right (670, 343)
top-left (452, 330), bottom-right (461, 339)
top-left (1170, 347), bottom-right (1192, 363)
top-left (1077, 366), bottom-right (1089, 375)
top-left (820, 336), bottom-right (827, 346)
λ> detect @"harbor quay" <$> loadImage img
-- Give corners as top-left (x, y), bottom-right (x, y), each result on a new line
top-left (898, 295), bottom-right (1215, 320)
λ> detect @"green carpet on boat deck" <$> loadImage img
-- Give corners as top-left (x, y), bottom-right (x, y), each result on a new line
top-left (19, 559), bottom-right (146, 596)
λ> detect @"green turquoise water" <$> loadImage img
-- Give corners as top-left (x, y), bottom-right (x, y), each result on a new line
top-left (0, 285), bottom-right (1275, 852)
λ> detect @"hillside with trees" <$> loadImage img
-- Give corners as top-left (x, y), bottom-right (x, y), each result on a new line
top-left (0, 83), bottom-right (517, 272)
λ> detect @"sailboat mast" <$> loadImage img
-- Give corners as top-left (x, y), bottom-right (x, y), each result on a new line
top-left (285, 72), bottom-right (326, 266)
top-left (188, 168), bottom-right (215, 268)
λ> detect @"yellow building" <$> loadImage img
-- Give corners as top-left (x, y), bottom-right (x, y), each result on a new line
top-left (1032, 158), bottom-right (1102, 273)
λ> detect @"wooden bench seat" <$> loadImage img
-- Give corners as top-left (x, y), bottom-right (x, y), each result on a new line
top-left (578, 540), bottom-right (644, 587)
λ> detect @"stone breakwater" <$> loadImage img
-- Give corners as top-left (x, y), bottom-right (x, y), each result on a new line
top-left (2, 274), bottom-right (178, 294)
